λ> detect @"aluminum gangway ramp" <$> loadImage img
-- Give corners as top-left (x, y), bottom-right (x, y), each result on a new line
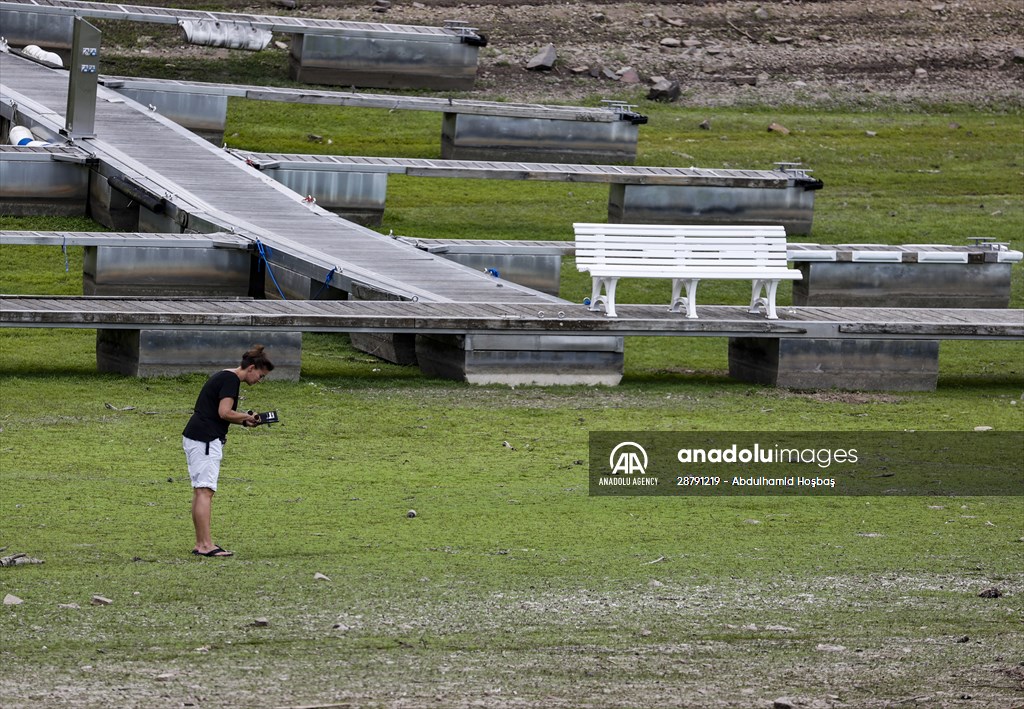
top-left (0, 50), bottom-right (560, 308)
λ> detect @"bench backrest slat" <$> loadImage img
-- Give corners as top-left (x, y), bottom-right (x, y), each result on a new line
top-left (573, 223), bottom-right (791, 270)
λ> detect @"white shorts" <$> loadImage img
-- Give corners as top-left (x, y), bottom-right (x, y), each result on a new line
top-left (183, 436), bottom-right (224, 491)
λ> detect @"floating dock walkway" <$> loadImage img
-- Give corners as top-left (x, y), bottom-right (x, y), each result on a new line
top-left (0, 0), bottom-right (486, 89)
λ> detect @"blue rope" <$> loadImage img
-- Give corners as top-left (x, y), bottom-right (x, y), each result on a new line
top-left (255, 239), bottom-right (287, 300)
top-left (311, 267), bottom-right (337, 300)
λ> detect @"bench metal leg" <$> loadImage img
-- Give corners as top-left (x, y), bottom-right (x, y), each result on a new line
top-left (591, 276), bottom-right (619, 317)
top-left (670, 278), bottom-right (700, 319)
top-left (749, 279), bottom-right (781, 319)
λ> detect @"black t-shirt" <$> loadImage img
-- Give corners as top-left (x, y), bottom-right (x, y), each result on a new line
top-left (182, 370), bottom-right (241, 443)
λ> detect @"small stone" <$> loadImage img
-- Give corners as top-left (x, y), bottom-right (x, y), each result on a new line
top-left (754, 7), bottom-right (770, 21)
top-left (698, 118), bottom-right (711, 130)
top-left (155, 673), bottom-right (175, 682)
top-left (914, 67), bottom-right (928, 78)
top-left (273, 41), bottom-right (288, 51)
top-left (648, 579), bottom-right (664, 588)
top-left (1013, 48), bottom-right (1024, 64)
top-left (570, 65), bottom-right (590, 75)
top-left (955, 635), bottom-right (970, 643)
top-left (314, 572), bottom-right (331, 581)
top-left (682, 38), bottom-right (702, 48)
top-left (647, 77), bottom-right (681, 102)
top-left (974, 425), bottom-right (993, 432)
top-left (590, 12), bottom-right (606, 23)
top-left (816, 643), bottom-right (847, 652)
top-left (407, 509), bottom-right (417, 518)
top-left (865, 130), bottom-right (878, 137)
top-left (660, 38), bottom-right (682, 48)
top-left (617, 67), bottom-right (641, 84)
top-left (90, 595), bottom-right (113, 606)
top-left (771, 36), bottom-right (795, 44)
top-left (252, 617), bottom-right (270, 627)
top-left (525, 44), bottom-right (557, 71)
top-left (773, 698), bottom-right (796, 709)
top-left (4, 594), bottom-right (24, 605)
top-left (978, 588), bottom-right (1002, 598)
top-left (768, 122), bottom-right (790, 135)
top-left (58, 603), bottom-right (81, 610)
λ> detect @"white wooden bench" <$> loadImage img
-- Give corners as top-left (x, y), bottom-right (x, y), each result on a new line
top-left (574, 223), bottom-right (802, 319)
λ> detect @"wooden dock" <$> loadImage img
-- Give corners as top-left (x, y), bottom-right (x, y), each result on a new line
top-left (1, 0), bottom-right (478, 40)
top-left (231, 151), bottom-right (799, 188)
top-left (2, 297), bottom-right (1020, 341)
top-left (100, 76), bottom-right (638, 124)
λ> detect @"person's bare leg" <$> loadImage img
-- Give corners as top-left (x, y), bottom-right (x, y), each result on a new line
top-left (191, 487), bottom-right (230, 555)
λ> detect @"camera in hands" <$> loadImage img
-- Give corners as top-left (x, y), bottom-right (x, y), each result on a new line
top-left (247, 410), bottom-right (280, 426)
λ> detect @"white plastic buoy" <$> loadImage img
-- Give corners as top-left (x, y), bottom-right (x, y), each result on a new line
top-left (8, 125), bottom-right (49, 147)
top-left (22, 44), bottom-right (63, 67)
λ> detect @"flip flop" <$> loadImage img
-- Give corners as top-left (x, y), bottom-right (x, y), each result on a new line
top-left (191, 546), bottom-right (234, 557)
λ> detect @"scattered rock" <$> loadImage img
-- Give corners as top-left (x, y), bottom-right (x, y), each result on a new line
top-left (974, 425), bottom-right (993, 432)
top-left (617, 67), bottom-right (641, 84)
top-left (589, 12), bottom-right (606, 23)
top-left (978, 587), bottom-right (1002, 598)
top-left (772, 36), bottom-right (795, 44)
top-left (765, 625), bottom-right (796, 632)
top-left (314, 572), bottom-right (331, 581)
top-left (306, 133), bottom-right (323, 143)
top-left (865, 130), bottom-right (878, 137)
top-left (252, 617), bottom-right (270, 627)
top-left (682, 38), bottom-right (703, 48)
top-left (768, 122), bottom-right (791, 135)
top-left (658, 15), bottom-right (684, 28)
top-left (955, 635), bottom-right (970, 643)
top-left (698, 118), bottom-right (711, 130)
top-left (647, 77), bottom-right (681, 101)
top-left (816, 643), bottom-right (847, 652)
top-left (600, 67), bottom-right (620, 80)
top-left (272, 0), bottom-right (297, 9)
top-left (406, 509), bottom-right (417, 518)
top-left (733, 75), bottom-right (758, 86)
top-left (773, 697), bottom-right (796, 709)
top-left (754, 7), bottom-right (770, 21)
top-left (273, 41), bottom-right (288, 51)
top-left (914, 67), bottom-right (928, 78)
top-left (4, 594), bottom-right (24, 605)
top-left (648, 579), bottom-right (664, 588)
top-left (744, 518), bottom-right (761, 524)
top-left (58, 603), bottom-right (81, 610)
top-left (1, 552), bottom-right (45, 566)
top-left (91, 595), bottom-right (113, 606)
top-left (660, 38), bottom-right (682, 48)
top-left (1013, 48), bottom-right (1024, 64)
top-left (525, 44), bottom-right (557, 71)
top-left (570, 65), bottom-right (590, 75)
top-left (155, 673), bottom-right (175, 682)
